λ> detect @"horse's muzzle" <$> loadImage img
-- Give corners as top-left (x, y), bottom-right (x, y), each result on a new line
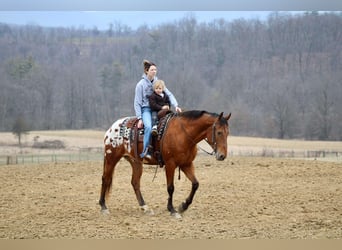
top-left (216, 153), bottom-right (226, 161)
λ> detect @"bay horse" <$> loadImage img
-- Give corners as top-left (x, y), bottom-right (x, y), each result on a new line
top-left (99, 110), bottom-right (231, 218)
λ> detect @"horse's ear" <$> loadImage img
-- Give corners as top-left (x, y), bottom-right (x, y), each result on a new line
top-left (225, 113), bottom-right (231, 121)
top-left (218, 112), bottom-right (224, 120)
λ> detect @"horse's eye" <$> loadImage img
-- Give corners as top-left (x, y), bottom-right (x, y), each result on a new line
top-left (217, 131), bottom-right (223, 136)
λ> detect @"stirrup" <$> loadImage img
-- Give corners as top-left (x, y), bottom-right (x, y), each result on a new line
top-left (140, 147), bottom-right (148, 158)
top-left (151, 127), bottom-right (158, 136)
top-left (144, 153), bottom-right (152, 160)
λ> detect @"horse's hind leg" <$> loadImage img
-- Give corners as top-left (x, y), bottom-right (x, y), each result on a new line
top-left (125, 156), bottom-right (154, 215)
top-left (99, 147), bottom-right (121, 214)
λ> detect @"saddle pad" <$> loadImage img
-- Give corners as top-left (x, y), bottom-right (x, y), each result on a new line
top-left (119, 117), bottom-right (144, 142)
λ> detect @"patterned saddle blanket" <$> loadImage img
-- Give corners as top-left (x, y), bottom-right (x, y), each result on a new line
top-left (118, 111), bottom-right (175, 142)
top-left (105, 112), bottom-right (175, 166)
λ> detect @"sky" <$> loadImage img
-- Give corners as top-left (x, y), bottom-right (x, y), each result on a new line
top-left (0, 11), bottom-right (280, 30)
top-left (0, 1), bottom-right (340, 30)
top-left (0, 0), bottom-right (340, 11)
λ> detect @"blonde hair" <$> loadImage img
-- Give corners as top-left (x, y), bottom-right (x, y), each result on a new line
top-left (153, 79), bottom-right (166, 91)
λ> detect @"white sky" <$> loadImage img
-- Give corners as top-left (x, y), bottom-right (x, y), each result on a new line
top-left (0, 0), bottom-right (339, 11)
top-left (1, 0), bottom-right (339, 30)
top-left (0, 11), bottom-right (305, 30)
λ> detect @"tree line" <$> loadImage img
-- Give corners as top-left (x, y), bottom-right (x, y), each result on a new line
top-left (0, 11), bottom-right (341, 140)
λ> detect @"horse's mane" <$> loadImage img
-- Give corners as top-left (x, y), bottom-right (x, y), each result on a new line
top-left (177, 110), bottom-right (216, 120)
top-left (177, 110), bottom-right (228, 125)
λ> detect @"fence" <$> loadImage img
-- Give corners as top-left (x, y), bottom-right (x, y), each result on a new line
top-left (0, 152), bottom-right (103, 166)
top-left (227, 147), bottom-right (342, 161)
top-left (1, 148), bottom-right (341, 166)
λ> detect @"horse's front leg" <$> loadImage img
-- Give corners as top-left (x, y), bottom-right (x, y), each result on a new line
top-left (165, 165), bottom-right (182, 219)
top-left (126, 156), bottom-right (154, 215)
top-left (178, 163), bottom-right (199, 214)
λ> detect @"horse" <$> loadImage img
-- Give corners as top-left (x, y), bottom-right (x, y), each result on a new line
top-left (99, 110), bottom-right (231, 218)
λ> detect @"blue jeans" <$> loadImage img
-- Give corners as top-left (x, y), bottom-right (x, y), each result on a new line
top-left (151, 111), bottom-right (158, 126)
top-left (141, 107), bottom-right (152, 156)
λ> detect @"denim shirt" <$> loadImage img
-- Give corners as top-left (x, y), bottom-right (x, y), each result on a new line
top-left (134, 74), bottom-right (178, 119)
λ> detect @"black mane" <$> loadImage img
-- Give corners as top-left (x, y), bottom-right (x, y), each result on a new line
top-left (178, 110), bottom-right (228, 125)
top-left (178, 110), bottom-right (215, 119)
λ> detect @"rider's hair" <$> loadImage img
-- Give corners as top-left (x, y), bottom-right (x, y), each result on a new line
top-left (143, 59), bottom-right (156, 73)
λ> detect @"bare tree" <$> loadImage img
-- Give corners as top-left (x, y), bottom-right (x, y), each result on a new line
top-left (0, 12), bottom-right (341, 140)
top-left (12, 115), bottom-right (29, 147)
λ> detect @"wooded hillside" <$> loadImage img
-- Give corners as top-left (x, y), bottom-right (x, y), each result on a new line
top-left (0, 12), bottom-right (341, 140)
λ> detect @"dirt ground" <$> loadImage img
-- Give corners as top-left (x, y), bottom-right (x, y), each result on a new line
top-left (0, 155), bottom-right (341, 239)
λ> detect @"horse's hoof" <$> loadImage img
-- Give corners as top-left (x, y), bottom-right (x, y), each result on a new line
top-left (171, 212), bottom-right (182, 219)
top-left (147, 209), bottom-right (155, 216)
top-left (178, 203), bottom-right (186, 213)
top-left (101, 209), bottom-right (110, 215)
top-left (140, 205), bottom-right (154, 216)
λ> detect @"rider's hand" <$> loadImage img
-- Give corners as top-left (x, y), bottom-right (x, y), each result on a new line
top-left (175, 107), bottom-right (182, 113)
top-left (137, 119), bottom-right (143, 128)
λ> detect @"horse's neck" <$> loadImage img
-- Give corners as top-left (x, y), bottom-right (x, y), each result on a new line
top-left (180, 115), bottom-right (213, 142)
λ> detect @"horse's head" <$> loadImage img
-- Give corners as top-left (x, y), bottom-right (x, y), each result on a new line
top-left (206, 112), bottom-right (231, 161)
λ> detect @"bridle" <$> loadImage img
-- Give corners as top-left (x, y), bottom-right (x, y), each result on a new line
top-left (180, 120), bottom-right (218, 156)
top-left (204, 121), bottom-right (218, 155)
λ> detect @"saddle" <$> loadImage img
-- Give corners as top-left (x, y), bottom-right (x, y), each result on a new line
top-left (156, 110), bottom-right (174, 140)
top-left (125, 117), bottom-right (139, 129)
top-left (157, 109), bottom-right (173, 120)
top-left (121, 112), bottom-right (175, 166)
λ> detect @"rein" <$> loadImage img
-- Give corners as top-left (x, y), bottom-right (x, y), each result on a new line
top-left (204, 121), bottom-right (217, 155)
